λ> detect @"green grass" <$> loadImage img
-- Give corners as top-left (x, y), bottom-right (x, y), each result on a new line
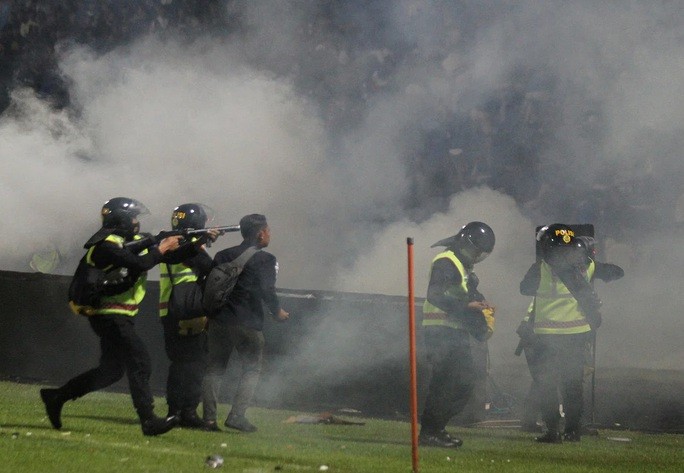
top-left (0, 381), bottom-right (681, 472)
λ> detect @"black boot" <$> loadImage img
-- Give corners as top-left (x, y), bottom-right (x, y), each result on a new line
top-left (141, 415), bottom-right (179, 436)
top-left (418, 429), bottom-right (462, 448)
top-left (179, 409), bottom-right (207, 429)
top-left (202, 420), bottom-right (221, 432)
top-left (224, 412), bottom-right (257, 432)
top-left (563, 430), bottom-right (581, 442)
top-left (40, 388), bottom-right (64, 430)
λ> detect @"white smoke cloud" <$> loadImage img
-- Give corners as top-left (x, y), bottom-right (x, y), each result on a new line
top-left (1, 1), bottom-right (683, 373)
top-left (1, 38), bottom-right (345, 287)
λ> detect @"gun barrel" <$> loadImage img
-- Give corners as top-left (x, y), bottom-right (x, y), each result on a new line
top-left (156, 225), bottom-right (241, 242)
top-left (185, 225), bottom-right (240, 235)
top-left (214, 225), bottom-right (241, 234)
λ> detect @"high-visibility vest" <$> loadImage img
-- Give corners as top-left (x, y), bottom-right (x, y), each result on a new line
top-left (533, 260), bottom-right (595, 335)
top-left (159, 261), bottom-right (200, 318)
top-left (422, 250), bottom-right (469, 330)
top-left (88, 234), bottom-right (148, 317)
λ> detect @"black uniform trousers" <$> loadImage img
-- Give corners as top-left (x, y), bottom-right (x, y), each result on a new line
top-left (420, 326), bottom-right (476, 434)
top-left (535, 332), bottom-right (589, 434)
top-left (162, 316), bottom-right (208, 415)
top-left (521, 344), bottom-right (543, 428)
top-left (56, 314), bottom-right (156, 420)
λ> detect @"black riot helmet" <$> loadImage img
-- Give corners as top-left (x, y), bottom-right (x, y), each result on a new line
top-left (432, 221), bottom-right (495, 265)
top-left (171, 203), bottom-right (214, 230)
top-left (537, 223), bottom-right (584, 268)
top-left (101, 197), bottom-right (149, 238)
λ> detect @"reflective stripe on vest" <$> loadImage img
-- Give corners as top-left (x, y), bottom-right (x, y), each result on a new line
top-left (91, 234), bottom-right (148, 317)
top-left (422, 250), bottom-right (469, 330)
top-left (533, 260), bottom-right (595, 335)
top-left (159, 262), bottom-right (199, 317)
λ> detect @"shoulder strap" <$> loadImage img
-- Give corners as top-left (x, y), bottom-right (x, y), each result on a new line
top-left (529, 297), bottom-right (536, 323)
top-left (166, 263), bottom-right (175, 285)
top-left (231, 246), bottom-right (259, 267)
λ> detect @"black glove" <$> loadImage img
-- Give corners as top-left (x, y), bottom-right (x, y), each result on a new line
top-left (460, 309), bottom-right (489, 342)
top-left (588, 311), bottom-right (602, 330)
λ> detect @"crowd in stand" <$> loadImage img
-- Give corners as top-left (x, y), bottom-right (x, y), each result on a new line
top-left (0, 0), bottom-right (227, 109)
top-left (1, 0), bottom-right (678, 248)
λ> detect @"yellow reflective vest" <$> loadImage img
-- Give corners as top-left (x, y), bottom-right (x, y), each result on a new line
top-left (88, 234), bottom-right (148, 317)
top-left (422, 250), bottom-right (469, 331)
top-left (533, 260), bottom-right (595, 335)
top-left (159, 261), bottom-right (200, 318)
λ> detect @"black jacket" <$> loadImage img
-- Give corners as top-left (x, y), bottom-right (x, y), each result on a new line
top-left (425, 249), bottom-right (488, 340)
top-left (89, 234), bottom-right (163, 282)
top-left (520, 259), bottom-right (624, 296)
top-left (160, 241), bottom-right (214, 279)
top-left (213, 241), bottom-right (281, 331)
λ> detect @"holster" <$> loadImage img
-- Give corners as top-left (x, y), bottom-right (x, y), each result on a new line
top-left (514, 319), bottom-right (538, 356)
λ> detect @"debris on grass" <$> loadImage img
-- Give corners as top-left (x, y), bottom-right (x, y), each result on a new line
top-left (284, 412), bottom-right (365, 425)
top-left (205, 454), bottom-right (224, 468)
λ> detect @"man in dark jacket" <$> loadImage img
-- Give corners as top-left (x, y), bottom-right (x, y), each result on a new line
top-left (201, 214), bottom-right (288, 432)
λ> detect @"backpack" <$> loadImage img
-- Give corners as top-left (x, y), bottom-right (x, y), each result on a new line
top-left (202, 246), bottom-right (259, 317)
top-left (68, 255), bottom-right (133, 316)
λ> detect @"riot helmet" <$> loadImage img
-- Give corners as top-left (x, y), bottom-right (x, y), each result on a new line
top-left (171, 203), bottom-right (214, 230)
top-left (101, 197), bottom-right (149, 238)
top-left (537, 223), bottom-right (584, 268)
top-left (432, 221), bottom-right (495, 265)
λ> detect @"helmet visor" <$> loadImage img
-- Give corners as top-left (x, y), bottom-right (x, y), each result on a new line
top-left (125, 199), bottom-right (150, 218)
top-left (199, 204), bottom-right (216, 226)
top-left (472, 251), bottom-right (490, 264)
top-left (460, 230), bottom-right (493, 264)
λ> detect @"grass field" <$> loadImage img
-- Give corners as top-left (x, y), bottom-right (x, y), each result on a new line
top-left (0, 381), bottom-right (681, 472)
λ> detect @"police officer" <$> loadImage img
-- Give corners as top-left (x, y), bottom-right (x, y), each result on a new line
top-left (518, 233), bottom-right (623, 433)
top-left (159, 203), bottom-right (219, 429)
top-left (40, 197), bottom-right (182, 436)
top-left (519, 224), bottom-right (602, 443)
top-left (419, 221), bottom-right (496, 448)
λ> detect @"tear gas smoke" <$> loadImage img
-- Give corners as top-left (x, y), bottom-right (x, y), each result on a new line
top-left (1, 1), bottom-right (682, 380)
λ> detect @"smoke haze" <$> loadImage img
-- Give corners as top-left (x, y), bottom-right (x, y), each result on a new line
top-left (1, 1), bottom-right (683, 371)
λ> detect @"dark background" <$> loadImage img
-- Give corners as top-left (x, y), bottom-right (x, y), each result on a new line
top-left (0, 270), bottom-right (681, 433)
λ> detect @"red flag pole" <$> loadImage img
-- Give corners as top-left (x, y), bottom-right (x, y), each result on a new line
top-left (407, 237), bottom-right (419, 473)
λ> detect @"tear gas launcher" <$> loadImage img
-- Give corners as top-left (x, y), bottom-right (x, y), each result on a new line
top-left (125, 225), bottom-right (240, 252)
top-left (155, 225), bottom-right (241, 241)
